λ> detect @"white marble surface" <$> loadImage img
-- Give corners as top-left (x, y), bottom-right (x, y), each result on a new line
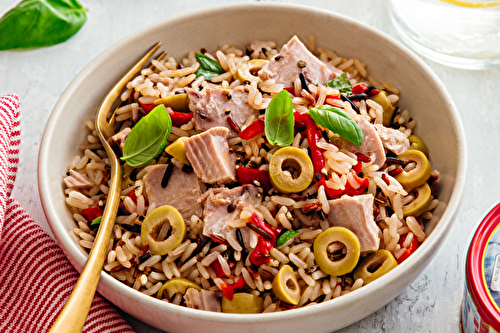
top-left (1, 0), bottom-right (497, 332)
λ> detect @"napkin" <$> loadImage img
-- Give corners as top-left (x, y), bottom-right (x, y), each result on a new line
top-left (0, 94), bottom-right (136, 333)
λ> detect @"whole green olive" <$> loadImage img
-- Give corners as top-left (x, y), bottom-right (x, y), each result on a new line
top-left (394, 150), bottom-right (432, 190)
top-left (313, 227), bottom-right (360, 276)
top-left (269, 147), bottom-right (314, 194)
top-left (272, 264), bottom-right (301, 305)
top-left (408, 135), bottom-right (429, 157)
top-left (141, 205), bottom-right (186, 255)
top-left (157, 277), bottom-right (201, 299)
top-left (353, 250), bottom-right (398, 284)
top-left (222, 293), bottom-right (264, 313)
top-left (403, 183), bottom-right (432, 217)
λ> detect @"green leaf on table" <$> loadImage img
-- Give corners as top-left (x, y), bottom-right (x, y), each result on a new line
top-left (265, 90), bottom-right (294, 147)
top-left (121, 104), bottom-right (172, 167)
top-left (0, 0), bottom-right (88, 50)
top-left (194, 52), bottom-right (225, 80)
top-left (309, 105), bottom-right (363, 146)
top-left (325, 72), bottom-right (352, 96)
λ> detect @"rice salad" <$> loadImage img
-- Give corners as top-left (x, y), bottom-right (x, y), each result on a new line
top-left (64, 35), bottom-right (440, 313)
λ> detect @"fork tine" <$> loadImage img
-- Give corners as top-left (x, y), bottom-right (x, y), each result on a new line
top-left (97, 42), bottom-right (162, 139)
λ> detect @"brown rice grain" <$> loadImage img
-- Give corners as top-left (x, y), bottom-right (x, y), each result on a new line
top-left (201, 251), bottom-right (220, 266)
top-left (241, 267), bottom-right (256, 289)
top-left (270, 248), bottom-right (289, 264)
top-left (289, 253), bottom-right (307, 269)
top-left (179, 257), bottom-right (198, 273)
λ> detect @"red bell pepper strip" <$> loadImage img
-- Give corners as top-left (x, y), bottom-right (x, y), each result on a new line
top-left (138, 101), bottom-right (193, 127)
top-left (247, 213), bottom-right (281, 266)
top-left (352, 83), bottom-right (367, 95)
top-left (396, 234), bottom-right (420, 264)
top-left (127, 188), bottom-right (137, 203)
top-left (238, 117), bottom-right (265, 140)
top-left (319, 171), bottom-right (369, 199)
top-left (236, 167), bottom-right (271, 187)
top-left (293, 112), bottom-right (324, 177)
top-left (220, 278), bottom-right (246, 301)
top-left (81, 205), bottom-right (103, 222)
top-left (211, 259), bottom-right (227, 278)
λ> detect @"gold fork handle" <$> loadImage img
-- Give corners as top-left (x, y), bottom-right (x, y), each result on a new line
top-left (50, 42), bottom-right (161, 333)
top-left (49, 162), bottom-right (121, 333)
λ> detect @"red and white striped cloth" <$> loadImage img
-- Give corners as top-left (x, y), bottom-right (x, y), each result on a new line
top-left (0, 94), bottom-right (136, 332)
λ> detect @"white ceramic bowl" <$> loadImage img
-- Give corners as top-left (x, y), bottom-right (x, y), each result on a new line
top-left (38, 3), bottom-right (467, 332)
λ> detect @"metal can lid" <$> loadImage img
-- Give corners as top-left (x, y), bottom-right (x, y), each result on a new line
top-left (466, 201), bottom-right (500, 330)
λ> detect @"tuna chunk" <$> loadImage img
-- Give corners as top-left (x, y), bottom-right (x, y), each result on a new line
top-left (143, 164), bottom-right (205, 222)
top-left (184, 288), bottom-right (221, 312)
top-left (200, 185), bottom-right (262, 241)
top-left (258, 36), bottom-right (336, 86)
top-left (184, 127), bottom-right (236, 185)
top-left (111, 127), bottom-right (131, 151)
top-left (326, 194), bottom-right (380, 253)
top-left (189, 87), bottom-right (259, 138)
top-left (374, 124), bottom-right (409, 155)
top-left (334, 117), bottom-right (386, 168)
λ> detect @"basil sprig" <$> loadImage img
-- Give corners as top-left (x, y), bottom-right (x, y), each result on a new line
top-left (265, 90), bottom-right (294, 147)
top-left (276, 230), bottom-right (299, 247)
top-left (309, 105), bottom-right (363, 146)
top-left (0, 0), bottom-right (88, 50)
top-left (194, 52), bottom-right (225, 80)
top-left (325, 72), bottom-right (352, 96)
top-left (121, 104), bottom-right (172, 167)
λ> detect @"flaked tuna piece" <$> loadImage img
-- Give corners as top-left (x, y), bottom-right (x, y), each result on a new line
top-left (258, 36), bottom-right (336, 86)
top-left (111, 127), bottom-right (131, 151)
top-left (143, 164), bottom-right (205, 222)
top-left (374, 124), bottom-right (409, 155)
top-left (200, 185), bottom-right (262, 241)
top-left (184, 288), bottom-right (221, 312)
top-left (64, 169), bottom-right (94, 189)
top-left (189, 87), bottom-right (259, 138)
top-left (184, 127), bottom-right (236, 185)
top-left (326, 194), bottom-right (380, 253)
top-left (334, 117), bottom-right (386, 168)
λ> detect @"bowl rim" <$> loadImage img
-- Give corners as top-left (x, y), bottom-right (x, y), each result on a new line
top-left (37, 1), bottom-right (467, 326)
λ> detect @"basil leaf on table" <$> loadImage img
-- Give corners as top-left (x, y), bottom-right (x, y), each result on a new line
top-left (265, 90), bottom-right (294, 147)
top-left (194, 52), bottom-right (225, 80)
top-left (121, 104), bottom-right (172, 167)
top-left (309, 105), bottom-right (363, 146)
top-left (325, 72), bottom-right (352, 96)
top-left (0, 0), bottom-right (88, 50)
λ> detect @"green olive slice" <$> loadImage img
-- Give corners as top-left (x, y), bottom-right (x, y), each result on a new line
top-left (141, 205), bottom-right (186, 255)
top-left (236, 59), bottom-right (269, 84)
top-left (272, 265), bottom-right (301, 305)
top-left (157, 277), bottom-right (201, 299)
top-left (222, 293), bottom-right (264, 313)
top-left (394, 150), bottom-right (432, 190)
top-left (353, 250), bottom-right (397, 284)
top-left (403, 183), bottom-right (432, 217)
top-left (313, 227), bottom-right (360, 276)
top-left (369, 91), bottom-right (395, 126)
top-left (154, 93), bottom-right (189, 111)
top-left (408, 135), bottom-right (429, 157)
top-left (269, 147), bottom-right (314, 194)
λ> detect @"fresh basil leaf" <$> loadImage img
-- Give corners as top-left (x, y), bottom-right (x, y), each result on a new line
top-left (194, 52), bottom-right (225, 80)
top-left (0, 0), bottom-right (88, 50)
top-left (325, 72), bottom-right (352, 96)
top-left (264, 90), bottom-right (294, 147)
top-left (91, 216), bottom-right (102, 226)
top-left (276, 230), bottom-right (299, 247)
top-left (121, 104), bottom-right (172, 167)
top-left (309, 105), bottom-right (363, 146)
